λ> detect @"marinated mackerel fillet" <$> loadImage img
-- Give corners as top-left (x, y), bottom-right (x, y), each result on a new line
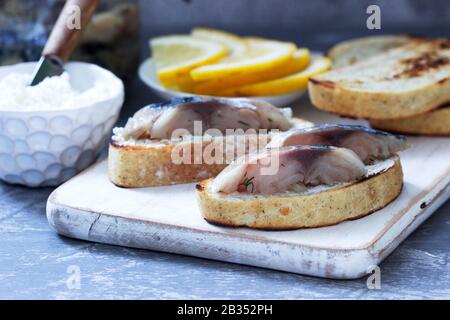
top-left (268, 124), bottom-right (408, 164)
top-left (116, 97), bottom-right (293, 141)
top-left (211, 146), bottom-right (366, 195)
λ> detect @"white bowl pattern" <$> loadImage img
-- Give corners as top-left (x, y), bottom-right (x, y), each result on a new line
top-left (0, 108), bottom-right (120, 187)
top-left (0, 62), bottom-right (124, 187)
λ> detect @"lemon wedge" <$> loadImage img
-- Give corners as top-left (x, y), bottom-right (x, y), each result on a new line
top-left (193, 48), bottom-right (310, 95)
top-left (150, 35), bottom-right (227, 81)
top-left (191, 28), bottom-right (247, 56)
top-left (161, 74), bottom-right (195, 92)
top-left (219, 56), bottom-right (331, 96)
top-left (190, 38), bottom-right (296, 81)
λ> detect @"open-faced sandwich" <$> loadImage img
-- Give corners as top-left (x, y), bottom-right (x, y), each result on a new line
top-left (109, 97), bottom-right (312, 187)
top-left (196, 125), bottom-right (409, 229)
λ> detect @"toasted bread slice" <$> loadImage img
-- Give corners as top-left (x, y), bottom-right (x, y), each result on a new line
top-left (309, 39), bottom-right (450, 119)
top-left (108, 117), bottom-right (313, 188)
top-left (328, 35), bottom-right (415, 68)
top-left (196, 157), bottom-right (403, 229)
top-left (370, 105), bottom-right (450, 136)
top-left (109, 137), bottom-right (232, 188)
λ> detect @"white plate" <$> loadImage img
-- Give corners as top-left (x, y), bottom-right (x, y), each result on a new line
top-left (138, 58), bottom-right (306, 107)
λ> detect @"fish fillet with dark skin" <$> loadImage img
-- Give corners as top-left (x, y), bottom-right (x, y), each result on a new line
top-left (211, 146), bottom-right (367, 195)
top-left (121, 97), bottom-right (293, 140)
top-left (267, 124), bottom-right (408, 164)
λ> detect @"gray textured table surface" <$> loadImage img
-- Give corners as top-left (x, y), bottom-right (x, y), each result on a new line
top-left (1, 77), bottom-right (450, 300)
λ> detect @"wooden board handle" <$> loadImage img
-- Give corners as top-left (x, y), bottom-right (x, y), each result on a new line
top-left (42, 0), bottom-right (100, 61)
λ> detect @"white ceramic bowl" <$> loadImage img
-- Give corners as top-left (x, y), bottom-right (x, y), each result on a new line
top-left (138, 58), bottom-right (306, 107)
top-left (0, 62), bottom-right (124, 187)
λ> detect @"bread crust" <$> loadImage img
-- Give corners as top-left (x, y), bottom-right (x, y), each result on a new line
top-left (370, 106), bottom-right (450, 136)
top-left (328, 35), bottom-right (414, 68)
top-left (196, 158), bottom-right (403, 229)
top-left (309, 39), bottom-right (450, 120)
top-left (109, 139), bottom-right (228, 187)
top-left (308, 77), bottom-right (450, 120)
top-left (108, 117), bottom-right (313, 187)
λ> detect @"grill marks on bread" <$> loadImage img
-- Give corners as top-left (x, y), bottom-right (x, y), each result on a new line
top-left (394, 52), bottom-right (450, 79)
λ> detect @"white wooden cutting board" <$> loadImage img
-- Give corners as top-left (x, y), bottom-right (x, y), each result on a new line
top-left (46, 104), bottom-right (450, 279)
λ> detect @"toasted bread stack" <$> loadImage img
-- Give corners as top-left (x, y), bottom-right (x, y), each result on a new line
top-left (309, 36), bottom-right (450, 136)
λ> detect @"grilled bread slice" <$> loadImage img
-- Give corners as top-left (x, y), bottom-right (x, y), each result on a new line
top-left (329, 35), bottom-right (415, 68)
top-left (309, 39), bottom-right (450, 119)
top-left (109, 117), bottom-right (313, 188)
top-left (370, 105), bottom-right (450, 136)
top-left (196, 157), bottom-right (403, 229)
top-left (328, 36), bottom-right (450, 135)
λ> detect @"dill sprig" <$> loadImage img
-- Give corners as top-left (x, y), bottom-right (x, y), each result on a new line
top-left (239, 176), bottom-right (255, 193)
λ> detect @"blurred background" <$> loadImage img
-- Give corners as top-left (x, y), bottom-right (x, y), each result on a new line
top-left (1, 0), bottom-right (449, 76)
top-left (0, 0), bottom-right (139, 77)
top-left (1, 0), bottom-right (446, 121)
top-left (140, 0), bottom-right (450, 49)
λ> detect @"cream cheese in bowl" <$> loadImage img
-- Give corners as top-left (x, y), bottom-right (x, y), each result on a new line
top-left (0, 61), bottom-right (124, 187)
